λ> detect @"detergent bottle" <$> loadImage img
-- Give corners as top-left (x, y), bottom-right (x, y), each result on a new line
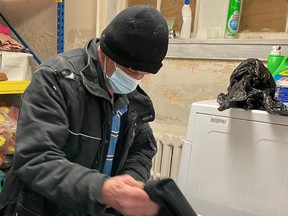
top-left (267, 45), bottom-right (284, 75)
top-left (272, 56), bottom-right (288, 81)
top-left (267, 46), bottom-right (288, 108)
top-left (179, 0), bottom-right (192, 38)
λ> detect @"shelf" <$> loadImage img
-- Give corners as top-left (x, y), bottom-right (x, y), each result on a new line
top-left (167, 39), bottom-right (288, 61)
top-left (0, 81), bottom-right (30, 94)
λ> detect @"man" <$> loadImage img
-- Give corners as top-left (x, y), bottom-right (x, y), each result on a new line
top-left (0, 5), bottom-right (169, 216)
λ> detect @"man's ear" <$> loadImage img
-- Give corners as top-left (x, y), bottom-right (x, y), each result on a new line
top-left (98, 46), bottom-right (104, 59)
top-left (98, 46), bottom-right (107, 71)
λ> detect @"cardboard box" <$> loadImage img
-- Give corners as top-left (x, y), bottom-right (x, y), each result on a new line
top-left (0, 51), bottom-right (33, 80)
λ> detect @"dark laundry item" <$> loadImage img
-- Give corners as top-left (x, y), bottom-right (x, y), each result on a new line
top-left (217, 58), bottom-right (288, 115)
top-left (144, 178), bottom-right (198, 216)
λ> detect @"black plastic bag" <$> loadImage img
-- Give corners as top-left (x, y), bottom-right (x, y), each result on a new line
top-left (217, 58), bottom-right (288, 115)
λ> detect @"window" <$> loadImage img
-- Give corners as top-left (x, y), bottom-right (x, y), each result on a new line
top-left (237, 0), bottom-right (288, 39)
top-left (240, 0), bottom-right (287, 33)
top-left (127, 0), bottom-right (288, 38)
top-left (127, 0), bottom-right (197, 34)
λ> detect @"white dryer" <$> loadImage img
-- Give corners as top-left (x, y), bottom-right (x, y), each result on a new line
top-left (177, 99), bottom-right (288, 216)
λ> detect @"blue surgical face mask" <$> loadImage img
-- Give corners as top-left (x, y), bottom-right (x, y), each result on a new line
top-left (103, 58), bottom-right (141, 94)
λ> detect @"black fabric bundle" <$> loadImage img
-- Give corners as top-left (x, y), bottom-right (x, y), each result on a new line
top-left (144, 178), bottom-right (198, 216)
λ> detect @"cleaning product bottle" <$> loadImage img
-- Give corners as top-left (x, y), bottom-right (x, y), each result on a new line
top-left (272, 57), bottom-right (288, 81)
top-left (267, 46), bottom-right (288, 108)
top-left (267, 45), bottom-right (284, 75)
top-left (225, 0), bottom-right (241, 39)
top-left (179, 0), bottom-right (192, 39)
top-left (274, 77), bottom-right (288, 109)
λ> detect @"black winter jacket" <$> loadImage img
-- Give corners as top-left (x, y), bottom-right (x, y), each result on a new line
top-left (0, 38), bottom-right (157, 216)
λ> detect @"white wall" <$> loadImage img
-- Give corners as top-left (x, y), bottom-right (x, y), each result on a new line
top-left (65, 1), bottom-right (97, 51)
top-left (194, 0), bottom-right (229, 39)
top-left (142, 58), bottom-right (239, 136)
top-left (0, 0), bottom-right (97, 63)
top-left (0, 0), bottom-right (57, 62)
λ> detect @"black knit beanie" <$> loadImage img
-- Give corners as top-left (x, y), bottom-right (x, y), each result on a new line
top-left (100, 5), bottom-right (169, 74)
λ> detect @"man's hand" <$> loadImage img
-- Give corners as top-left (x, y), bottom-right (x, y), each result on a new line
top-left (101, 174), bottom-right (159, 216)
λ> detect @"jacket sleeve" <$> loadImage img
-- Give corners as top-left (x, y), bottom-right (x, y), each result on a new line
top-left (119, 123), bottom-right (157, 182)
top-left (13, 66), bottom-right (108, 215)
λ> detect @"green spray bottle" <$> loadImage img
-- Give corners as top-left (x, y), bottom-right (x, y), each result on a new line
top-left (225, 0), bottom-right (241, 38)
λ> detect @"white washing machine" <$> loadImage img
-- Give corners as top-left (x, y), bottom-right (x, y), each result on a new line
top-left (177, 99), bottom-right (288, 216)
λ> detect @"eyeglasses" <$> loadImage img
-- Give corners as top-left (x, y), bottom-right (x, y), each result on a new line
top-left (115, 62), bottom-right (149, 77)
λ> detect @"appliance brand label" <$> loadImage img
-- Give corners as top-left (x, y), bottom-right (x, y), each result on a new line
top-left (209, 117), bottom-right (228, 126)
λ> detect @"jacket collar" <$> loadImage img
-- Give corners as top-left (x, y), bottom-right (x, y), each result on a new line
top-left (80, 38), bottom-right (111, 101)
top-left (128, 86), bottom-right (155, 124)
